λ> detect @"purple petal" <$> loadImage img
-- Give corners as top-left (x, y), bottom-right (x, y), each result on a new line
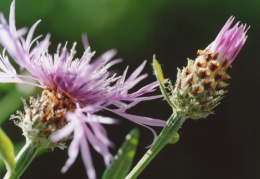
top-left (25, 20), bottom-right (41, 49)
top-left (61, 135), bottom-right (81, 173)
top-left (9, 0), bottom-right (16, 36)
top-left (80, 139), bottom-right (96, 179)
top-left (82, 34), bottom-right (90, 50)
top-left (205, 16), bottom-right (248, 64)
top-left (107, 109), bottom-right (166, 127)
top-left (51, 122), bottom-right (74, 142)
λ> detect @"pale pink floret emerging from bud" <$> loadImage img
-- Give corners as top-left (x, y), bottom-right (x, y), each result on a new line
top-left (205, 16), bottom-right (249, 64)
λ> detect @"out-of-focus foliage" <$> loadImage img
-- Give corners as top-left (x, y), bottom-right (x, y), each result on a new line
top-left (0, 127), bottom-right (15, 173)
top-left (0, 141), bottom-right (24, 173)
top-left (0, 0), bottom-right (259, 178)
top-left (102, 128), bottom-right (139, 179)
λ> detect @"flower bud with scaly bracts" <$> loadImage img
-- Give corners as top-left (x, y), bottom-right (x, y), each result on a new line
top-left (171, 16), bottom-right (249, 120)
top-left (126, 17), bottom-right (250, 179)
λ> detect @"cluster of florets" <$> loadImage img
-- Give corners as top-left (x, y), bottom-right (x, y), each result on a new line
top-left (11, 88), bottom-right (75, 149)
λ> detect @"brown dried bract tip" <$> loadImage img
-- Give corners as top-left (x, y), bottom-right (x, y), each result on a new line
top-left (209, 61), bottom-right (218, 72)
top-left (185, 68), bottom-right (191, 76)
top-left (192, 86), bottom-right (202, 96)
top-left (205, 53), bottom-right (212, 62)
top-left (186, 75), bottom-right (194, 86)
top-left (220, 59), bottom-right (229, 68)
top-left (195, 58), bottom-right (208, 69)
top-left (213, 52), bottom-right (219, 60)
top-left (214, 72), bottom-right (223, 81)
top-left (203, 81), bottom-right (212, 90)
top-left (176, 79), bottom-right (182, 89)
top-left (198, 69), bottom-right (209, 79)
top-left (197, 50), bottom-right (203, 56)
top-left (184, 93), bottom-right (189, 99)
top-left (222, 73), bottom-right (231, 80)
top-left (215, 81), bottom-right (228, 90)
top-left (195, 61), bottom-right (202, 68)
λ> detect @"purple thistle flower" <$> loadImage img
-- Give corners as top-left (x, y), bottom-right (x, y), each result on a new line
top-left (204, 16), bottom-right (249, 64)
top-left (0, 1), bottom-right (166, 178)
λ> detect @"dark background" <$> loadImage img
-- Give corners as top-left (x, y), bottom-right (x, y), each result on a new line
top-left (0, 0), bottom-right (259, 178)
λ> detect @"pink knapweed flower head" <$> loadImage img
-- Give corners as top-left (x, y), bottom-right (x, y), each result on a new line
top-left (0, 1), bottom-right (165, 179)
top-left (170, 16), bottom-right (248, 119)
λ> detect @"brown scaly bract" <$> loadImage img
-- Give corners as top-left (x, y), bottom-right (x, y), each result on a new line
top-left (171, 50), bottom-right (231, 119)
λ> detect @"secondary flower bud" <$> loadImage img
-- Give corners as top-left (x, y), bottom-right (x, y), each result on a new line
top-left (171, 17), bottom-right (248, 119)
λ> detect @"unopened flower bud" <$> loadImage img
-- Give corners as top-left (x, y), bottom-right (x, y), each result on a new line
top-left (171, 17), bottom-right (248, 119)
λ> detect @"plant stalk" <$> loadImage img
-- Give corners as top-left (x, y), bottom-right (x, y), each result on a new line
top-left (125, 112), bottom-right (186, 179)
top-left (4, 140), bottom-right (40, 179)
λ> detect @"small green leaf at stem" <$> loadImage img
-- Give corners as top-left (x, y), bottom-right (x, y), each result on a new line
top-left (152, 56), bottom-right (175, 109)
top-left (153, 55), bottom-right (165, 88)
top-left (0, 127), bottom-right (15, 173)
top-left (102, 128), bottom-right (140, 179)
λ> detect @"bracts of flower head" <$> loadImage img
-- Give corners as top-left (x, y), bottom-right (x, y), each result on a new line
top-left (0, 1), bottom-right (166, 179)
top-left (171, 16), bottom-right (249, 120)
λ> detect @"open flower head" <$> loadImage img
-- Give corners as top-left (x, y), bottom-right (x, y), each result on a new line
top-left (171, 16), bottom-right (248, 119)
top-left (0, 1), bottom-right (166, 178)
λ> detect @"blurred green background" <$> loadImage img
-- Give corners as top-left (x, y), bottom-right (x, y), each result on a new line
top-left (0, 0), bottom-right (259, 178)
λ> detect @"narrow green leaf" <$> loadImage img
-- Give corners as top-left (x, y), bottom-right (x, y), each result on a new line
top-left (152, 56), bottom-right (175, 108)
top-left (0, 127), bottom-right (15, 173)
top-left (153, 56), bottom-right (165, 88)
top-left (102, 128), bottom-right (140, 179)
top-left (0, 140), bottom-right (24, 173)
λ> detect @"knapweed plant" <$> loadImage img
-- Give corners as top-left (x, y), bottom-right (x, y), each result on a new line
top-left (0, 1), bottom-right (249, 179)
top-left (0, 1), bottom-right (166, 179)
top-left (126, 17), bottom-right (248, 179)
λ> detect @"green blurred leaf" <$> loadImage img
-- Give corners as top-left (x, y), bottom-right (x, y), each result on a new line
top-left (102, 128), bottom-right (140, 179)
top-left (0, 140), bottom-right (25, 173)
top-left (0, 127), bottom-right (15, 173)
top-left (0, 84), bottom-right (15, 92)
top-left (0, 89), bottom-right (23, 125)
top-left (168, 132), bottom-right (180, 144)
top-left (152, 57), bottom-right (175, 109)
top-left (0, 86), bottom-right (37, 125)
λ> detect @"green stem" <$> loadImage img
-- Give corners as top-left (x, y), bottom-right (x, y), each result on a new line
top-left (4, 140), bottom-right (41, 179)
top-left (125, 112), bottom-right (186, 179)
